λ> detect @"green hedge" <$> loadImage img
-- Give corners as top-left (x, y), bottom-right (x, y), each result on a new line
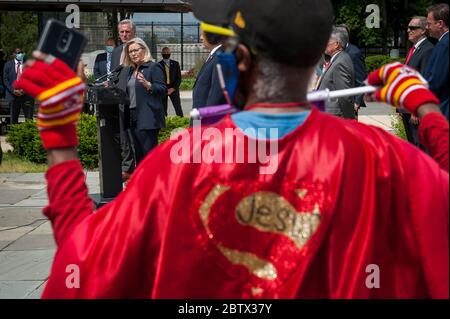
top-left (77, 113), bottom-right (99, 169)
top-left (6, 120), bottom-right (46, 164)
top-left (180, 78), bottom-right (196, 91)
top-left (159, 116), bottom-right (190, 144)
top-left (391, 115), bottom-right (407, 141)
top-left (6, 114), bottom-right (190, 168)
top-left (365, 55), bottom-right (405, 73)
top-left (6, 114), bottom-right (99, 169)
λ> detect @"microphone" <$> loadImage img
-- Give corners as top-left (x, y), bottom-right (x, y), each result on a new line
top-left (94, 65), bottom-right (124, 84)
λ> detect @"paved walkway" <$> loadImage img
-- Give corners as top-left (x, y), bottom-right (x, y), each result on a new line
top-left (0, 94), bottom-right (396, 299)
top-left (0, 172), bottom-right (100, 299)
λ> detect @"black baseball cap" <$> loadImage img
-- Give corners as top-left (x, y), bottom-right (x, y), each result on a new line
top-left (191, 0), bottom-right (334, 67)
top-left (191, 0), bottom-right (234, 26)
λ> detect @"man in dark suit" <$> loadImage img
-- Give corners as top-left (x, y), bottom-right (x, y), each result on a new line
top-left (2, 48), bottom-right (34, 124)
top-left (0, 49), bottom-right (5, 99)
top-left (110, 19), bottom-right (136, 182)
top-left (93, 38), bottom-right (116, 81)
top-left (337, 25), bottom-right (368, 117)
top-left (401, 16), bottom-right (435, 146)
top-left (192, 32), bottom-right (226, 116)
top-left (316, 28), bottom-right (355, 119)
top-left (425, 3), bottom-right (449, 120)
top-left (159, 47), bottom-right (183, 117)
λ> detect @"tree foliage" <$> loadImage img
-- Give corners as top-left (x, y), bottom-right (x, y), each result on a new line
top-left (333, 0), bottom-right (436, 50)
top-left (0, 11), bottom-right (38, 59)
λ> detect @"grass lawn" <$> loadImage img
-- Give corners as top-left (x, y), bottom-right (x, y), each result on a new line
top-left (0, 151), bottom-right (47, 173)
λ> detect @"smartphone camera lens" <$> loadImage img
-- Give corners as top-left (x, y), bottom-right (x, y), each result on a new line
top-left (58, 31), bottom-right (72, 52)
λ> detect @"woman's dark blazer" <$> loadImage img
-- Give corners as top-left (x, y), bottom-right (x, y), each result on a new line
top-left (126, 61), bottom-right (167, 130)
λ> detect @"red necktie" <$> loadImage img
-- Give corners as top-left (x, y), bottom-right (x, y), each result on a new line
top-left (405, 46), bottom-right (415, 64)
top-left (16, 63), bottom-right (22, 79)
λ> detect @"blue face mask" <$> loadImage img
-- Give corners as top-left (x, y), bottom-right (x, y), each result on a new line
top-left (15, 53), bottom-right (24, 62)
top-left (105, 46), bottom-right (114, 53)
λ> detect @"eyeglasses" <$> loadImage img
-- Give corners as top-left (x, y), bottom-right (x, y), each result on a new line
top-left (128, 47), bottom-right (143, 55)
top-left (407, 26), bottom-right (422, 31)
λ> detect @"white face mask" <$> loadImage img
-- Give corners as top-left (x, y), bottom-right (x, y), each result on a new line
top-left (15, 53), bottom-right (25, 62)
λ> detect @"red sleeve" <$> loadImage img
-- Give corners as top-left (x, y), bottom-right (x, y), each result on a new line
top-left (41, 143), bottom-right (175, 298)
top-left (44, 160), bottom-right (94, 245)
top-left (418, 112), bottom-right (449, 173)
top-left (405, 147), bottom-right (449, 298)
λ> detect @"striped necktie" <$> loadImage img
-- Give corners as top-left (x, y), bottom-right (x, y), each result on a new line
top-left (106, 53), bottom-right (111, 74)
top-left (165, 62), bottom-right (170, 85)
top-left (16, 62), bottom-right (22, 79)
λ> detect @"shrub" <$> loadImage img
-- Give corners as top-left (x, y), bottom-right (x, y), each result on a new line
top-left (159, 116), bottom-right (190, 144)
top-left (365, 55), bottom-right (405, 73)
top-left (6, 115), bottom-right (191, 169)
top-left (391, 114), bottom-right (407, 141)
top-left (180, 78), bottom-right (196, 91)
top-left (6, 114), bottom-right (99, 169)
top-left (6, 120), bottom-right (46, 164)
top-left (85, 73), bottom-right (96, 85)
top-left (77, 113), bottom-right (99, 169)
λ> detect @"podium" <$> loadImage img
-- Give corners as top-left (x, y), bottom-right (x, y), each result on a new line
top-left (87, 86), bottom-right (129, 208)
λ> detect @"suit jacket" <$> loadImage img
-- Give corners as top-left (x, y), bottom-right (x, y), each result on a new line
top-left (317, 51), bottom-right (355, 119)
top-left (425, 32), bottom-right (449, 119)
top-left (126, 61), bottom-right (167, 130)
top-left (345, 43), bottom-right (367, 107)
top-left (2, 59), bottom-right (33, 103)
top-left (0, 59), bottom-right (5, 96)
top-left (407, 38), bottom-right (435, 75)
top-left (192, 51), bottom-right (226, 109)
top-left (158, 60), bottom-right (182, 90)
top-left (93, 52), bottom-right (113, 80)
top-left (109, 44), bottom-right (130, 94)
top-left (111, 44), bottom-right (124, 71)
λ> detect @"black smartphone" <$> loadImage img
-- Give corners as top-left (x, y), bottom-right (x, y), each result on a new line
top-left (37, 19), bottom-right (87, 70)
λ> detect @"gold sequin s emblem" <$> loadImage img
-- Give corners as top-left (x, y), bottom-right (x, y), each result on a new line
top-left (198, 185), bottom-right (322, 283)
top-left (218, 245), bottom-right (277, 281)
top-left (199, 185), bottom-right (230, 237)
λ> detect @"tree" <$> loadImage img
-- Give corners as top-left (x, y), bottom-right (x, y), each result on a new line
top-left (333, 0), bottom-right (437, 55)
top-left (334, 0), bottom-right (382, 47)
top-left (0, 11), bottom-right (38, 60)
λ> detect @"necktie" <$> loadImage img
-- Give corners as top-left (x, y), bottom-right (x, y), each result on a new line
top-left (405, 46), bottom-right (416, 65)
top-left (119, 46), bottom-right (125, 65)
top-left (315, 61), bottom-right (331, 90)
top-left (106, 53), bottom-right (111, 74)
top-left (16, 62), bottom-right (22, 80)
top-left (165, 62), bottom-right (170, 85)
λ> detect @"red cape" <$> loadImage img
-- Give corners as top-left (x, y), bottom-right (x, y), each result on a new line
top-left (42, 109), bottom-right (449, 298)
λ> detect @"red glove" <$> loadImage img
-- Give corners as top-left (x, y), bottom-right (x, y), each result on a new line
top-left (14, 56), bottom-right (85, 150)
top-left (367, 62), bottom-right (440, 115)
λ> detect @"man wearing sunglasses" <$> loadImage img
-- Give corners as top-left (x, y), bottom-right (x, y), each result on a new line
top-left (400, 16), bottom-right (435, 146)
top-left (2, 48), bottom-right (34, 124)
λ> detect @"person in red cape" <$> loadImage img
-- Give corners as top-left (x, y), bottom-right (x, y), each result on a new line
top-left (14, 0), bottom-right (448, 299)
